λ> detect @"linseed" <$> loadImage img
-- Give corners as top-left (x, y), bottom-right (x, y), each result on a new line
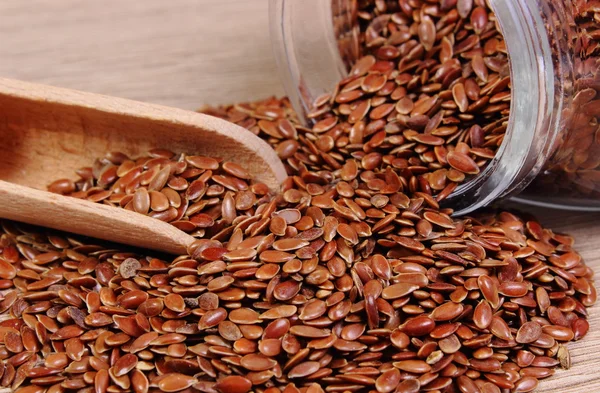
top-left (0, 195), bottom-right (595, 393)
top-left (12, 1), bottom-right (599, 393)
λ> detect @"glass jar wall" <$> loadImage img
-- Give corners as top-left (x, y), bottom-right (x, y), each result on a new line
top-left (511, 0), bottom-right (600, 209)
top-left (270, 0), bottom-right (600, 213)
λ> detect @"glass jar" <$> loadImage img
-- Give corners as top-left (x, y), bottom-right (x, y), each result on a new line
top-left (269, 0), bottom-right (600, 214)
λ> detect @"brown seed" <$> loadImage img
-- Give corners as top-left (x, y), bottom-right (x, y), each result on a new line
top-left (198, 293), bottom-right (219, 311)
top-left (371, 254), bottom-right (391, 280)
top-left (157, 373), bottom-right (197, 392)
top-left (130, 331), bottom-right (159, 353)
top-left (395, 379), bottom-right (421, 393)
top-left (447, 151), bottom-right (480, 174)
top-left (382, 283), bottom-right (419, 300)
top-left (490, 316), bottom-right (513, 341)
top-left (133, 187), bottom-right (150, 214)
top-left (393, 360), bottom-right (431, 373)
top-left (138, 298), bottom-right (164, 317)
top-left (512, 376), bottom-right (539, 392)
top-left (276, 139), bottom-right (300, 159)
top-left (481, 383), bottom-right (501, 393)
top-left (149, 190), bottom-right (170, 212)
top-left (542, 325), bottom-right (574, 341)
top-left (264, 318), bottom-right (290, 339)
top-left (457, 0), bottom-right (473, 18)
top-left (499, 282), bottom-right (529, 297)
top-left (418, 16), bottom-right (436, 51)
top-left (273, 238), bottom-right (310, 251)
top-left (290, 325), bottom-right (330, 338)
top-left (274, 281), bottom-right (301, 301)
top-left (45, 353), bottom-right (69, 369)
top-left (260, 305), bottom-right (297, 320)
top-left (0, 259), bottom-right (16, 280)
top-left (520, 367), bottom-right (555, 379)
top-left (258, 338), bottom-right (282, 357)
top-left (531, 356), bottom-right (560, 368)
top-left (222, 161), bottom-right (251, 179)
top-left (240, 354), bottom-right (277, 371)
top-left (375, 368), bottom-right (400, 393)
top-left (299, 299), bottom-right (327, 321)
top-left (131, 369), bottom-right (149, 393)
top-left (431, 302), bottom-right (464, 321)
top-left (48, 178), bottom-right (76, 194)
top-left (452, 83), bottom-right (469, 112)
top-left (14, 387), bottom-right (45, 393)
top-left (471, 7), bottom-right (489, 35)
top-left (186, 155), bottom-right (219, 170)
top-left (400, 316), bottom-right (435, 336)
top-left (288, 361), bottom-right (320, 378)
top-left (396, 97), bottom-right (414, 115)
top-left (260, 250), bottom-right (296, 263)
top-left (94, 368), bottom-right (109, 393)
top-left (214, 375), bottom-right (252, 393)
top-left (572, 318), bottom-right (590, 340)
top-left (219, 321), bottom-right (243, 341)
top-left (547, 306), bottom-right (569, 326)
top-left (333, 338), bottom-right (367, 351)
top-left (362, 74), bottom-right (387, 93)
top-left (208, 276), bottom-right (235, 292)
top-left (472, 54), bottom-right (489, 83)
top-left (5, 331), bottom-right (23, 353)
top-left (119, 290), bottom-right (149, 309)
top-left (198, 308), bottom-right (227, 330)
top-left (229, 308), bottom-right (260, 324)
top-left (474, 300), bottom-right (493, 330)
top-left (164, 294), bottom-right (185, 312)
top-left (105, 332), bottom-right (132, 346)
top-left (390, 330), bottom-right (410, 349)
top-left (470, 358), bottom-right (501, 372)
top-left (412, 134), bottom-right (445, 146)
top-left (516, 322), bottom-right (542, 344)
top-left (65, 337), bottom-right (85, 361)
top-left (457, 375), bottom-right (480, 393)
top-left (113, 353), bottom-right (138, 377)
top-left (477, 275), bottom-right (499, 308)
top-left (439, 334), bottom-right (461, 354)
top-left (535, 287), bottom-right (551, 314)
top-left (148, 166), bottom-right (171, 191)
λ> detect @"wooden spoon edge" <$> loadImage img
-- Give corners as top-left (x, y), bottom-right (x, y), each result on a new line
top-left (0, 77), bottom-right (288, 190)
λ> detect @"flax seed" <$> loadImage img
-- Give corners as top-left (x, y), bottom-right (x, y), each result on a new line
top-left (24, 5), bottom-right (598, 393)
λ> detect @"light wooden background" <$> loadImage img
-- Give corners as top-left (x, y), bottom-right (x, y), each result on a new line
top-left (0, 0), bottom-right (285, 109)
top-left (1, 1), bottom-right (598, 391)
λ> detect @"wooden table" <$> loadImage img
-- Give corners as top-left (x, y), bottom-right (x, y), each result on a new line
top-left (1, 1), bottom-right (598, 391)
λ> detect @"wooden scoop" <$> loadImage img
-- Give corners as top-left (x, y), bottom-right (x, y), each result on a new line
top-left (0, 78), bottom-right (287, 255)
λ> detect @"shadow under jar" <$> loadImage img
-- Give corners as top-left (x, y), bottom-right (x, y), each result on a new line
top-left (270, 0), bottom-right (600, 214)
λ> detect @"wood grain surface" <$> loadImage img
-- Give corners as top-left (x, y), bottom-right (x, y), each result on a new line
top-left (1, 1), bottom-right (599, 392)
top-left (0, 0), bottom-right (285, 109)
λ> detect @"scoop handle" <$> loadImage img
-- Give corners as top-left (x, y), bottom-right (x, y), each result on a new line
top-left (0, 180), bottom-right (195, 255)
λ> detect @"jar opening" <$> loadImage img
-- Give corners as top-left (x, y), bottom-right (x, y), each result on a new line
top-left (270, 0), bottom-right (568, 215)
